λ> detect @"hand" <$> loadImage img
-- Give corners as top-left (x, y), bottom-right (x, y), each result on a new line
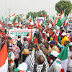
top-left (40, 39), bottom-right (42, 42)
top-left (55, 40), bottom-right (58, 43)
top-left (37, 44), bottom-right (40, 51)
top-left (33, 47), bottom-right (35, 51)
top-left (8, 58), bottom-right (12, 61)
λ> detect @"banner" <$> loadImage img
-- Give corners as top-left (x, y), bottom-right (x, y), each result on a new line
top-left (9, 29), bottom-right (36, 39)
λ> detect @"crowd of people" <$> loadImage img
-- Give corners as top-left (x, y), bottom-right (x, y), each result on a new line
top-left (0, 20), bottom-right (72, 72)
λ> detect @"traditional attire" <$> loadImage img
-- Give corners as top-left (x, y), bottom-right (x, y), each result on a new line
top-left (8, 51), bottom-right (15, 71)
top-left (67, 50), bottom-right (72, 72)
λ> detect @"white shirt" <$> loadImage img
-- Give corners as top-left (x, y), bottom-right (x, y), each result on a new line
top-left (67, 50), bottom-right (72, 71)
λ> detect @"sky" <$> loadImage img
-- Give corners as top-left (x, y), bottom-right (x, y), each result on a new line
top-left (0, 0), bottom-right (72, 18)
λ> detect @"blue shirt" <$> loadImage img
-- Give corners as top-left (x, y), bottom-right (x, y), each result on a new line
top-left (58, 43), bottom-right (69, 50)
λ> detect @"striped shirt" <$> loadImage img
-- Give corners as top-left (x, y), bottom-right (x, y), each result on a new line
top-left (30, 50), bottom-right (49, 72)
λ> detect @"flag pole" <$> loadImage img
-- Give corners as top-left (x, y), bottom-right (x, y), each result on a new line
top-left (9, 9), bottom-right (11, 21)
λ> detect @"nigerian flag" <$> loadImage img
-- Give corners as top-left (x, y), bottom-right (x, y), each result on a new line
top-left (10, 13), bottom-right (15, 22)
top-left (57, 18), bottom-right (62, 27)
top-left (29, 13), bottom-right (32, 22)
top-left (44, 20), bottom-right (47, 26)
top-left (65, 11), bottom-right (70, 26)
top-left (61, 11), bottom-right (65, 24)
top-left (57, 44), bottom-right (69, 60)
top-left (57, 44), bottom-right (69, 72)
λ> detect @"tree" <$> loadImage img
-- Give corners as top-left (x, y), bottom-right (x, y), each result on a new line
top-left (26, 10), bottom-right (49, 19)
top-left (55, 0), bottom-right (72, 15)
top-left (13, 14), bottom-right (24, 24)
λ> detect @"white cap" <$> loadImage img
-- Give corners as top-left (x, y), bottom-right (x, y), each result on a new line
top-left (69, 42), bottom-right (72, 46)
top-left (53, 30), bottom-right (56, 33)
top-left (62, 32), bottom-right (66, 36)
top-left (51, 51), bottom-right (60, 57)
top-left (42, 30), bottom-right (46, 33)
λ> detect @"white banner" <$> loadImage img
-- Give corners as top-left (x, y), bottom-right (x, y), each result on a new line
top-left (9, 29), bottom-right (36, 39)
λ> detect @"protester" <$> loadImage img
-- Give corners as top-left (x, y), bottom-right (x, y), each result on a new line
top-left (50, 40), bottom-right (60, 52)
top-left (34, 34), bottom-right (38, 44)
top-left (61, 32), bottom-right (69, 46)
top-left (22, 49), bottom-right (32, 71)
top-left (1, 37), bottom-right (5, 49)
top-left (67, 42), bottom-right (72, 72)
top-left (48, 51), bottom-right (62, 72)
top-left (27, 33), bottom-right (32, 48)
top-left (12, 41), bottom-right (21, 68)
top-left (22, 37), bottom-right (29, 50)
top-left (8, 47), bottom-right (15, 72)
top-left (56, 40), bottom-right (70, 50)
top-left (30, 44), bottom-right (49, 72)
top-left (17, 35), bottom-right (22, 59)
top-left (43, 42), bottom-right (52, 57)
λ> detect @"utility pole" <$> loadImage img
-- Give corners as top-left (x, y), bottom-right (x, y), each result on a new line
top-left (9, 9), bottom-right (10, 21)
top-left (5, 0), bottom-right (6, 17)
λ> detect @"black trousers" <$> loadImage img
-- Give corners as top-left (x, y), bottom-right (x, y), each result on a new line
top-left (14, 59), bottom-right (19, 68)
top-left (19, 52), bottom-right (21, 59)
top-left (22, 54), bottom-right (27, 62)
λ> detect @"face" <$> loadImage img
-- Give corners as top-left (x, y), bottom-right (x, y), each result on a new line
top-left (70, 38), bottom-right (72, 42)
top-left (45, 43), bottom-right (49, 49)
top-left (8, 49), bottom-right (12, 52)
top-left (50, 44), bottom-right (54, 48)
top-left (64, 42), bottom-right (67, 46)
top-left (69, 46), bottom-right (72, 51)
top-left (1, 39), bottom-right (4, 42)
top-left (62, 36), bottom-right (65, 38)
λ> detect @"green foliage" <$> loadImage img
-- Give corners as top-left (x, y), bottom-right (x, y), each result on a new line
top-left (13, 14), bottom-right (24, 24)
top-left (26, 10), bottom-right (48, 19)
top-left (55, 0), bottom-right (72, 15)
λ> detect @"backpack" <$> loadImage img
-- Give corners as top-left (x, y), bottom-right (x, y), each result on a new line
top-left (17, 40), bottom-right (22, 49)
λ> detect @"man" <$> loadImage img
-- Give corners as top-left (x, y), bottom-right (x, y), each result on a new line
top-left (1, 37), bottom-right (5, 49)
top-left (27, 33), bottom-right (32, 48)
top-left (43, 42), bottom-right (52, 57)
top-left (30, 44), bottom-right (49, 72)
top-left (22, 37), bottom-right (29, 50)
top-left (17, 35), bottom-right (22, 49)
top-left (22, 49), bottom-right (32, 71)
top-left (67, 42), bottom-right (72, 72)
top-left (17, 35), bottom-right (22, 58)
top-left (1, 36), bottom-right (9, 49)
top-left (61, 32), bottom-right (69, 46)
top-left (50, 40), bottom-right (60, 53)
top-left (48, 51), bottom-right (62, 72)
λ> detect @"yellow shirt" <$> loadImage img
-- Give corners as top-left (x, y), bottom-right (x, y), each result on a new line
top-left (61, 36), bottom-right (69, 46)
top-left (50, 37), bottom-right (53, 41)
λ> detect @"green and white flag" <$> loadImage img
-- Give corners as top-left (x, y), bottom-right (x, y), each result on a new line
top-left (61, 11), bottom-right (65, 24)
top-left (10, 13), bottom-right (15, 22)
top-left (57, 18), bottom-right (62, 27)
top-left (58, 44), bottom-right (69, 60)
top-left (65, 11), bottom-right (70, 26)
